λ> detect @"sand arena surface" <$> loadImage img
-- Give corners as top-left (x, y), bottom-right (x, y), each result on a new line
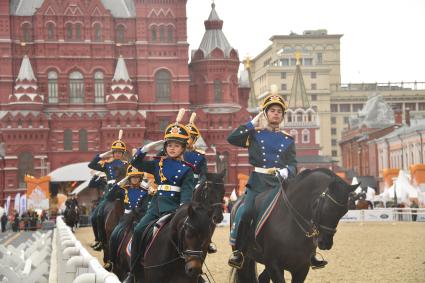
top-left (76, 222), bottom-right (425, 282)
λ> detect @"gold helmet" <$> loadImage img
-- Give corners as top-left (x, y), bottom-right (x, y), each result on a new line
top-left (126, 165), bottom-right (143, 177)
top-left (261, 94), bottom-right (288, 114)
top-left (186, 112), bottom-right (201, 140)
top-left (111, 140), bottom-right (127, 152)
top-left (164, 123), bottom-right (190, 145)
top-left (164, 108), bottom-right (190, 145)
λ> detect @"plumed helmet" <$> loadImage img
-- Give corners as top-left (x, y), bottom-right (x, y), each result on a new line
top-left (261, 94), bottom-right (288, 113)
top-left (164, 123), bottom-right (190, 145)
top-left (186, 112), bottom-right (201, 139)
top-left (126, 165), bottom-right (143, 178)
top-left (111, 140), bottom-right (127, 152)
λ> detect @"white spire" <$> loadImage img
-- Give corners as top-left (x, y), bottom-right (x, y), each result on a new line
top-left (112, 55), bottom-right (131, 82)
top-left (16, 55), bottom-right (36, 82)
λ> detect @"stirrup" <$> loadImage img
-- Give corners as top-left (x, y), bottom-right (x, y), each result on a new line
top-left (228, 250), bottom-right (244, 270)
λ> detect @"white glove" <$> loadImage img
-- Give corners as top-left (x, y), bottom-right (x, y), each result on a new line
top-left (141, 140), bottom-right (164, 153)
top-left (99, 150), bottom-right (112, 159)
top-left (118, 176), bottom-right (129, 187)
top-left (250, 113), bottom-right (263, 127)
top-left (277, 168), bottom-right (289, 180)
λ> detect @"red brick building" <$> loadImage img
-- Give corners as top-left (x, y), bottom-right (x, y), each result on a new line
top-left (0, 1), bottom-right (251, 202)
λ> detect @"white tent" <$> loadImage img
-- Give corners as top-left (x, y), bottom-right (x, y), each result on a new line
top-left (380, 170), bottom-right (421, 203)
top-left (48, 162), bottom-right (91, 182)
top-left (70, 179), bottom-right (90, 195)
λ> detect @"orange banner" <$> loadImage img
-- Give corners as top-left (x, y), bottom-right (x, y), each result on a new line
top-left (25, 175), bottom-right (51, 210)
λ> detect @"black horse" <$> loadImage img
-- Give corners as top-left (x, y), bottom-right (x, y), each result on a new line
top-left (140, 201), bottom-right (213, 283)
top-left (230, 168), bottom-right (359, 283)
top-left (64, 201), bottom-right (79, 232)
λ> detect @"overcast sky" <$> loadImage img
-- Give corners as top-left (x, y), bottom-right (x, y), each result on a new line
top-left (186, 0), bottom-right (425, 83)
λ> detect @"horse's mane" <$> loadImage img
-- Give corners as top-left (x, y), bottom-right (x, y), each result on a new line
top-left (287, 168), bottom-right (345, 189)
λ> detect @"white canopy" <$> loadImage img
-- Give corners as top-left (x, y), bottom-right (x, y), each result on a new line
top-left (48, 162), bottom-right (91, 182)
top-left (70, 179), bottom-right (90, 195)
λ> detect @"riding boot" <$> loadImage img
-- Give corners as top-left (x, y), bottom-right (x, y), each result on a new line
top-left (122, 273), bottom-right (135, 283)
top-left (207, 242), bottom-right (217, 254)
top-left (90, 241), bottom-right (99, 248)
top-left (310, 254), bottom-right (328, 269)
top-left (228, 221), bottom-right (249, 269)
top-left (93, 241), bottom-right (103, 251)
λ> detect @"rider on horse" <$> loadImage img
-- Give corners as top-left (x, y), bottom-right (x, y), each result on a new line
top-left (106, 165), bottom-right (152, 270)
top-left (227, 91), bottom-right (298, 269)
top-left (88, 133), bottom-right (128, 251)
top-left (123, 110), bottom-right (195, 283)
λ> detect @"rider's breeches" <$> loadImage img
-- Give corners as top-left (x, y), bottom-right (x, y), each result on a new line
top-left (230, 188), bottom-right (259, 247)
top-left (130, 210), bottom-right (159, 272)
top-left (110, 213), bottom-right (132, 263)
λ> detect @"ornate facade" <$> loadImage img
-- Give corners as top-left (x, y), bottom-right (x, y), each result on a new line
top-left (0, 1), bottom-right (250, 202)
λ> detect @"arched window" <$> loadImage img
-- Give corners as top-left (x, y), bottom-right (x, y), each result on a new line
top-left (155, 70), bottom-right (171, 102)
top-left (66, 23), bottom-right (73, 40)
top-left (47, 23), bottom-right (55, 40)
top-left (287, 112), bottom-right (292, 123)
top-left (94, 23), bottom-right (102, 41)
top-left (159, 26), bottom-right (165, 42)
top-left (22, 23), bottom-right (32, 42)
top-left (75, 23), bottom-right (82, 40)
top-left (64, 129), bottom-right (73, 150)
top-left (94, 71), bottom-right (104, 103)
top-left (214, 80), bottom-right (223, 102)
top-left (116, 25), bottom-right (125, 43)
top-left (302, 129), bottom-right (310, 143)
top-left (167, 26), bottom-right (173, 42)
top-left (216, 151), bottom-right (229, 181)
top-left (69, 71), bottom-right (84, 103)
top-left (18, 152), bottom-right (33, 187)
top-left (290, 129), bottom-right (298, 144)
top-left (151, 27), bottom-right (157, 41)
top-left (48, 71), bottom-right (58, 103)
top-left (79, 129), bottom-right (88, 151)
top-left (297, 112), bottom-right (303, 122)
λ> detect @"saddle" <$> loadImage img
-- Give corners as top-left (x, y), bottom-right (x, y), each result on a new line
top-left (126, 213), bottom-right (175, 258)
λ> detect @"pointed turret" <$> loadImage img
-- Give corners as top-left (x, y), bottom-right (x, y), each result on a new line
top-left (194, 3), bottom-right (238, 59)
top-left (288, 53), bottom-right (310, 109)
top-left (9, 55), bottom-right (43, 109)
top-left (106, 55), bottom-right (137, 110)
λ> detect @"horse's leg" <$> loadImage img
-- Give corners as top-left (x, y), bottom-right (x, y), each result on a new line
top-left (265, 263), bottom-right (285, 283)
top-left (258, 270), bottom-right (271, 283)
top-left (290, 265), bottom-right (309, 283)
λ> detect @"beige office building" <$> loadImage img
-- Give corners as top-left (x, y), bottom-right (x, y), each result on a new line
top-left (249, 29), bottom-right (425, 164)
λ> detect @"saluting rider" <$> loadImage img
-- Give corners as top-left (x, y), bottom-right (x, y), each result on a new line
top-left (88, 130), bottom-right (128, 251)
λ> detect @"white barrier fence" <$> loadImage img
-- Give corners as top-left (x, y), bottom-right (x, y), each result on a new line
top-left (341, 208), bottom-right (425, 222)
top-left (0, 231), bottom-right (52, 283)
top-left (54, 217), bottom-right (120, 283)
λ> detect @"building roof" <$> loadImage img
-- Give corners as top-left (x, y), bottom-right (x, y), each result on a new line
top-left (10, 0), bottom-right (136, 18)
top-left (112, 56), bottom-right (131, 82)
top-left (197, 3), bottom-right (236, 58)
top-left (375, 119), bottom-right (425, 142)
top-left (289, 62), bottom-right (310, 109)
top-left (16, 55), bottom-right (37, 82)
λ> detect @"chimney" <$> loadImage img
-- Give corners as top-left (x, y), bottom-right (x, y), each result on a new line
top-left (394, 109), bottom-right (403, 125)
top-left (405, 108), bottom-right (411, 127)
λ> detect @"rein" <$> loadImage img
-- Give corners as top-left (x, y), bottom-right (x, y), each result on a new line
top-left (280, 180), bottom-right (347, 238)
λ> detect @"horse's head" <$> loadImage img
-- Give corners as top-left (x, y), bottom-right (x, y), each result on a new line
top-left (314, 178), bottom-right (359, 250)
top-left (204, 170), bottom-right (226, 224)
top-left (180, 202), bottom-right (211, 278)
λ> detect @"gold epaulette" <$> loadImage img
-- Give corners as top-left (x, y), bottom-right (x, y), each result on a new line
top-left (281, 130), bottom-right (294, 139)
top-left (194, 148), bottom-right (205, 155)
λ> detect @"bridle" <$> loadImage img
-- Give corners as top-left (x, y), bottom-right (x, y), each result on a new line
top-left (175, 216), bottom-right (206, 264)
top-left (281, 184), bottom-right (347, 238)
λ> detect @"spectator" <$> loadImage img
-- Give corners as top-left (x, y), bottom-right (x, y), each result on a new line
top-left (1, 213), bottom-right (7, 232)
top-left (411, 200), bottom-right (419, 222)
